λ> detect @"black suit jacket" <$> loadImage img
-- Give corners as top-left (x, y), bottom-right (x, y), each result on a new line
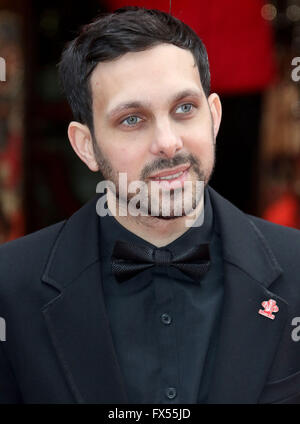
top-left (0, 186), bottom-right (300, 404)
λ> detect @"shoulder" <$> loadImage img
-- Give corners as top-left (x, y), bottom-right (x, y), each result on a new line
top-left (247, 214), bottom-right (300, 272)
top-left (0, 220), bottom-right (66, 259)
top-left (0, 221), bottom-right (66, 292)
top-left (247, 214), bottom-right (300, 246)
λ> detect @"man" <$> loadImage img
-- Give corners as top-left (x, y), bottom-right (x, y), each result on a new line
top-left (0, 7), bottom-right (300, 404)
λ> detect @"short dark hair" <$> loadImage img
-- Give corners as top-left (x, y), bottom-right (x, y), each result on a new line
top-left (58, 6), bottom-right (210, 133)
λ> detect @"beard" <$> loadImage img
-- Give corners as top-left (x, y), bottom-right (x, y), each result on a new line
top-left (92, 125), bottom-right (216, 220)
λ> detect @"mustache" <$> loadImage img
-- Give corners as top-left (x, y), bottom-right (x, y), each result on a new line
top-left (140, 153), bottom-right (201, 180)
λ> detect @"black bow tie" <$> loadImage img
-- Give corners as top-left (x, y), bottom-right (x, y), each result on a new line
top-left (111, 240), bottom-right (211, 284)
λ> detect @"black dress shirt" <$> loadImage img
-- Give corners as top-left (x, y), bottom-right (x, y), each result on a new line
top-left (99, 187), bottom-right (224, 403)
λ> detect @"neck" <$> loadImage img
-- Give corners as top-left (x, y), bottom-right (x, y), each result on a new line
top-left (106, 189), bottom-right (204, 247)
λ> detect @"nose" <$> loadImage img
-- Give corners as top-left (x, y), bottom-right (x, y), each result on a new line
top-left (149, 120), bottom-right (183, 158)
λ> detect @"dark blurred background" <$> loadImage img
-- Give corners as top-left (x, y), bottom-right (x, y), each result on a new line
top-left (0, 0), bottom-right (299, 243)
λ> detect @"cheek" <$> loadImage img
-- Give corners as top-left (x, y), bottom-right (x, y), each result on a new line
top-left (185, 129), bottom-right (214, 157)
top-left (182, 125), bottom-right (215, 171)
top-left (106, 144), bottom-right (146, 179)
top-left (183, 115), bottom-right (213, 144)
top-left (198, 139), bottom-right (214, 158)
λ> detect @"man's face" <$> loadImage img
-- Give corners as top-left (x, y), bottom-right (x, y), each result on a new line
top-left (87, 43), bottom-right (221, 218)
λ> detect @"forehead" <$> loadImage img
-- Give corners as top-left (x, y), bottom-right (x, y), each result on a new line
top-left (90, 44), bottom-right (203, 111)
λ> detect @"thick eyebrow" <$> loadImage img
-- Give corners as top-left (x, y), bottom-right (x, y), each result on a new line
top-left (106, 89), bottom-right (203, 120)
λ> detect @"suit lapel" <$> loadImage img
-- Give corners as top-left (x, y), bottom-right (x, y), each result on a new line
top-left (41, 195), bottom-right (128, 403)
top-left (207, 187), bottom-right (288, 403)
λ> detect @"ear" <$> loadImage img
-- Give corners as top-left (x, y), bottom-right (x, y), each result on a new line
top-left (67, 121), bottom-right (99, 172)
top-left (207, 93), bottom-right (222, 138)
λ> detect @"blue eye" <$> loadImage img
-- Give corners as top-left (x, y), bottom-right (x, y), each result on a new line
top-left (176, 103), bottom-right (193, 114)
top-left (122, 116), bottom-right (142, 126)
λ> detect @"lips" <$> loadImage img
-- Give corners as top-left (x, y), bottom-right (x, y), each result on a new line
top-left (148, 164), bottom-right (190, 180)
top-left (147, 165), bottom-right (191, 190)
